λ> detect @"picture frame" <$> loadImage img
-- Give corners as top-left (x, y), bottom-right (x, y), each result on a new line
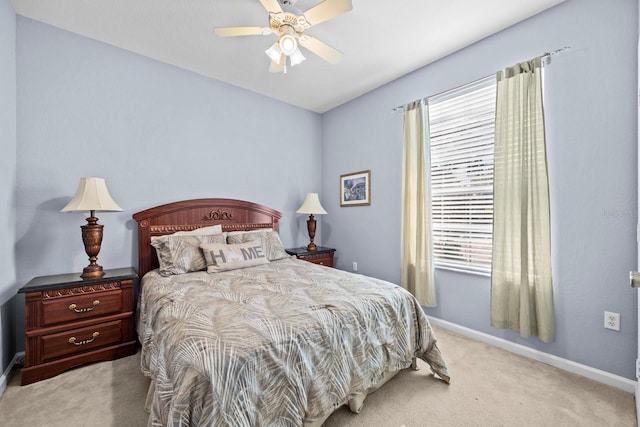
top-left (340, 170), bottom-right (371, 207)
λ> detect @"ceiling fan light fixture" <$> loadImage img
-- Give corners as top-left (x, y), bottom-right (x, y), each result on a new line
top-left (266, 34), bottom-right (305, 70)
top-left (289, 47), bottom-right (306, 66)
top-left (265, 42), bottom-right (283, 63)
top-left (279, 34), bottom-right (298, 56)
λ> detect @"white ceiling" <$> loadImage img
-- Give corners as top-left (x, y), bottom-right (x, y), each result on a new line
top-left (12, 0), bottom-right (564, 113)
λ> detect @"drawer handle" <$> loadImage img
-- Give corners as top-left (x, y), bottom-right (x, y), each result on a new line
top-left (69, 300), bottom-right (100, 313)
top-left (69, 332), bottom-right (99, 346)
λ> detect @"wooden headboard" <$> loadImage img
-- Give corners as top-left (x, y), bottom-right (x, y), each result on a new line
top-left (132, 198), bottom-right (282, 278)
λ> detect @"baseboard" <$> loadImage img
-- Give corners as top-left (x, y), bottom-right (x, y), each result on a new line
top-left (636, 381), bottom-right (640, 427)
top-left (0, 351), bottom-right (24, 397)
top-left (428, 317), bottom-right (637, 394)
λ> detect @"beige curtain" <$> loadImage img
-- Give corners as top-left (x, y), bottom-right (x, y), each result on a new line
top-left (491, 58), bottom-right (554, 342)
top-left (401, 100), bottom-right (436, 306)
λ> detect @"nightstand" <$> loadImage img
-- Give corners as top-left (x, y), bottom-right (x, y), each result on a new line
top-left (18, 267), bottom-right (138, 385)
top-left (286, 246), bottom-right (336, 267)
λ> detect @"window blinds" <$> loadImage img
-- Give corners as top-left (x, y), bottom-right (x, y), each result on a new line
top-left (428, 75), bottom-right (496, 274)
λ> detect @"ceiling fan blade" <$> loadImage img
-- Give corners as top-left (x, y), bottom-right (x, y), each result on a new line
top-left (298, 35), bottom-right (343, 64)
top-left (302, 0), bottom-right (353, 27)
top-left (213, 26), bottom-right (272, 37)
top-left (259, 0), bottom-right (283, 14)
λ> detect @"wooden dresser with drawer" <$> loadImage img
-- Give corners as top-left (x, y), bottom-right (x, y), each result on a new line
top-left (18, 267), bottom-right (138, 385)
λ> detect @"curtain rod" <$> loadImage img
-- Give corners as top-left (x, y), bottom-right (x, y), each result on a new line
top-left (542, 45), bottom-right (571, 61)
top-left (391, 46), bottom-right (571, 113)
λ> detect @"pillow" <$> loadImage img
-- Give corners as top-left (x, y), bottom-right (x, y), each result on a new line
top-left (226, 228), bottom-right (273, 237)
top-left (201, 241), bottom-right (269, 273)
top-left (151, 233), bottom-right (225, 276)
top-left (226, 230), bottom-right (289, 261)
top-left (173, 224), bottom-right (223, 236)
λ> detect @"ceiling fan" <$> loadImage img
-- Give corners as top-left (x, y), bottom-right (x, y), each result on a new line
top-left (213, 0), bottom-right (353, 73)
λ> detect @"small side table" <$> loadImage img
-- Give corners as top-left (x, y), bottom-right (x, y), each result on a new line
top-left (18, 267), bottom-right (138, 385)
top-left (286, 246), bottom-right (336, 267)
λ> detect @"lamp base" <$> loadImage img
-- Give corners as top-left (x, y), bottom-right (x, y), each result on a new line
top-left (80, 212), bottom-right (105, 280)
top-left (81, 265), bottom-right (105, 279)
top-left (305, 214), bottom-right (318, 252)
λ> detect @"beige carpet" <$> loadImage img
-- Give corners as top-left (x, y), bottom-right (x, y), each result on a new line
top-left (0, 327), bottom-right (635, 426)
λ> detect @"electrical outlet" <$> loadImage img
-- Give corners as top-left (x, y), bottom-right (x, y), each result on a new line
top-left (352, 262), bottom-right (358, 272)
top-left (604, 311), bottom-right (620, 331)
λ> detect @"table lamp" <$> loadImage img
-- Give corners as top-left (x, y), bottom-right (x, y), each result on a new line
top-left (296, 193), bottom-right (327, 251)
top-left (61, 177), bottom-right (123, 279)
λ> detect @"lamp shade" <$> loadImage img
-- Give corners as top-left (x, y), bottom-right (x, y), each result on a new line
top-left (296, 193), bottom-right (327, 215)
top-left (288, 47), bottom-right (306, 66)
top-left (61, 177), bottom-right (123, 212)
top-left (265, 42), bottom-right (283, 63)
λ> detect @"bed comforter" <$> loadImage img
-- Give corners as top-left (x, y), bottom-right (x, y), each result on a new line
top-left (138, 257), bottom-right (449, 426)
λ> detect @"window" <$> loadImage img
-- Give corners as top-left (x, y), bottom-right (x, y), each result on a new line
top-left (428, 76), bottom-right (496, 275)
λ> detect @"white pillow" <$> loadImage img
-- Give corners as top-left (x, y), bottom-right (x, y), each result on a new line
top-left (226, 228), bottom-right (272, 236)
top-left (174, 224), bottom-right (223, 236)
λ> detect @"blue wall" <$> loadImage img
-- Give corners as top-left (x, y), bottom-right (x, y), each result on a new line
top-left (322, 0), bottom-right (638, 379)
top-left (15, 17), bottom-right (323, 280)
top-left (0, 0), bottom-right (17, 374)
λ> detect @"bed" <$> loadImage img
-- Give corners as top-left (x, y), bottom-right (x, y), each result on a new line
top-left (133, 198), bottom-right (449, 426)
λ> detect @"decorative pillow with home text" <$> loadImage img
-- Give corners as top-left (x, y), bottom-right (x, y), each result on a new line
top-left (226, 230), bottom-right (289, 261)
top-left (201, 241), bottom-right (270, 273)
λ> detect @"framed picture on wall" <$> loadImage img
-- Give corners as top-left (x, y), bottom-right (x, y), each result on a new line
top-left (340, 170), bottom-right (371, 207)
